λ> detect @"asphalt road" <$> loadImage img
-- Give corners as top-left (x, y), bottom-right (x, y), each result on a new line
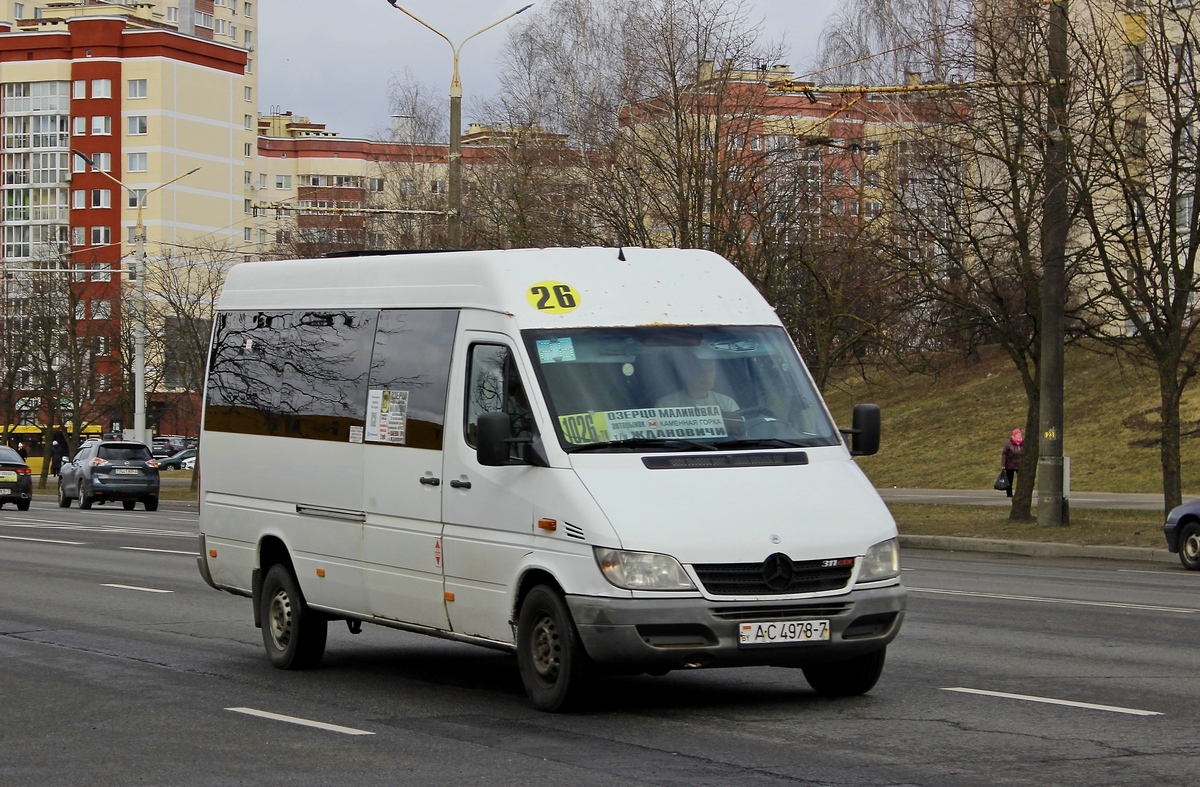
top-left (2, 501), bottom-right (1198, 786)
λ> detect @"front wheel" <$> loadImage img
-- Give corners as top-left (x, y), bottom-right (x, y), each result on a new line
top-left (802, 647), bottom-right (886, 697)
top-left (1179, 521), bottom-right (1200, 571)
top-left (516, 585), bottom-right (590, 712)
top-left (260, 563), bottom-right (327, 669)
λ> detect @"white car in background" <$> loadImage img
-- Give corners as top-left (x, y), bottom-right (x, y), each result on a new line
top-left (181, 456), bottom-right (196, 471)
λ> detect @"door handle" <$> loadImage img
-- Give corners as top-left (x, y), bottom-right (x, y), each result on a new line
top-left (419, 476), bottom-right (441, 486)
top-left (449, 479), bottom-right (472, 489)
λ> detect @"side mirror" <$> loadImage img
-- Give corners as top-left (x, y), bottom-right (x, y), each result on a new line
top-left (476, 412), bottom-right (513, 466)
top-left (845, 403), bottom-right (881, 457)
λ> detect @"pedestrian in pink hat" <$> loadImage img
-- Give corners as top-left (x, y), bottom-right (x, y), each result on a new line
top-left (1000, 428), bottom-right (1023, 498)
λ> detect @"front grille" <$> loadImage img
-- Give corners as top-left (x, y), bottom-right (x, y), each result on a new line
top-left (692, 558), bottom-right (854, 596)
top-left (709, 603), bottom-right (851, 620)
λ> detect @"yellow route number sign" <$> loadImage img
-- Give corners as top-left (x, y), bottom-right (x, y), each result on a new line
top-left (527, 282), bottom-right (580, 314)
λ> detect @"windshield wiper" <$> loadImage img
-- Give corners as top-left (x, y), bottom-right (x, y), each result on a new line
top-left (567, 438), bottom-right (721, 453)
top-left (716, 438), bottom-right (817, 449)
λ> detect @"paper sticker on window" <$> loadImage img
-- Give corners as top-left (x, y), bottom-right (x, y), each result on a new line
top-left (365, 389), bottom-right (410, 444)
top-left (537, 337), bottom-right (577, 363)
top-left (559, 406), bottom-right (727, 445)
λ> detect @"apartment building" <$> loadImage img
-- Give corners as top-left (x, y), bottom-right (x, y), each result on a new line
top-left (0, 0), bottom-right (255, 433)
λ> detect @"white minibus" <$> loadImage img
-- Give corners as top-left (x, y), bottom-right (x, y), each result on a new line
top-left (197, 247), bottom-right (904, 711)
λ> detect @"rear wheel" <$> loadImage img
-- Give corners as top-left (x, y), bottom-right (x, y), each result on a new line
top-left (1179, 521), bottom-right (1200, 571)
top-left (57, 482), bottom-right (71, 508)
top-left (260, 563), bottom-right (327, 669)
top-left (802, 647), bottom-right (887, 697)
top-left (143, 498), bottom-right (158, 512)
top-left (16, 499), bottom-right (30, 511)
top-left (516, 585), bottom-right (590, 712)
top-left (78, 483), bottom-right (93, 510)
top-left (122, 500), bottom-right (136, 511)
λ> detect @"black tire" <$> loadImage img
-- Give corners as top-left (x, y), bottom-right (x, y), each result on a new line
top-left (260, 563), bottom-right (327, 669)
top-left (122, 500), bottom-right (136, 511)
top-left (143, 498), bottom-right (158, 512)
top-left (16, 499), bottom-right (30, 511)
top-left (57, 482), bottom-right (71, 508)
top-left (516, 585), bottom-right (590, 712)
top-left (1179, 521), bottom-right (1200, 571)
top-left (802, 647), bottom-right (887, 697)
top-left (78, 484), bottom-right (93, 510)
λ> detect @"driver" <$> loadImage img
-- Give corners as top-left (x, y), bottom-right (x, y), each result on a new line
top-left (655, 354), bottom-right (739, 412)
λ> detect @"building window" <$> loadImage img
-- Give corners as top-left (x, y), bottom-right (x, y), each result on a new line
top-left (91, 226), bottom-right (111, 245)
top-left (89, 152), bottom-right (112, 172)
top-left (1125, 44), bottom-right (1146, 83)
top-left (244, 171), bottom-right (253, 186)
top-left (128, 188), bottom-right (146, 208)
top-left (91, 79), bottom-right (111, 99)
top-left (244, 86), bottom-right (252, 102)
top-left (72, 80), bottom-right (86, 99)
top-left (72, 190), bottom-right (85, 209)
top-left (91, 116), bottom-right (111, 136)
top-left (167, 6), bottom-right (178, 22)
top-left (369, 177), bottom-right (385, 192)
top-left (258, 229), bottom-right (267, 243)
top-left (72, 226), bottom-right (86, 246)
top-left (244, 114), bottom-right (254, 130)
top-left (244, 142), bottom-right (253, 157)
top-left (431, 180), bottom-right (445, 194)
top-left (92, 263), bottom-right (111, 282)
top-left (128, 116), bottom-right (148, 135)
top-left (246, 58), bottom-right (253, 74)
top-left (128, 79), bottom-right (147, 99)
top-left (91, 300), bottom-right (111, 320)
top-left (244, 198), bottom-right (253, 214)
top-left (276, 174), bottom-right (292, 189)
top-left (244, 2), bottom-right (252, 17)
top-left (196, 11), bottom-right (214, 29)
top-left (73, 116), bottom-right (86, 136)
top-left (259, 173), bottom-right (267, 188)
top-left (214, 19), bottom-right (228, 36)
top-left (244, 29), bottom-right (253, 47)
top-left (91, 189), bottom-right (111, 209)
top-left (244, 227), bottom-right (252, 242)
top-left (128, 152), bottom-right (147, 172)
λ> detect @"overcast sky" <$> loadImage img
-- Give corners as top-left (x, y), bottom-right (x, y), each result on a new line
top-left (258, 0), bottom-right (840, 140)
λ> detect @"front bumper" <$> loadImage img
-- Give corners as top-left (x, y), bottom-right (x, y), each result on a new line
top-left (566, 584), bottom-right (905, 672)
top-left (1164, 521), bottom-right (1180, 553)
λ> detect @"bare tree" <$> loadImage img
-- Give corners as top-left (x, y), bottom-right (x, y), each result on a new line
top-left (1069, 1), bottom-right (1200, 513)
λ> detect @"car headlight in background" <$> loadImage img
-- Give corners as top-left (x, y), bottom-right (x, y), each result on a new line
top-left (857, 538), bottom-right (900, 583)
top-left (594, 548), bottom-right (696, 590)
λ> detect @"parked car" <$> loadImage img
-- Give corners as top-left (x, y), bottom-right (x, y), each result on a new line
top-left (1164, 501), bottom-right (1200, 570)
top-left (157, 448), bottom-right (198, 471)
top-left (0, 446), bottom-right (33, 510)
top-left (151, 436), bottom-right (187, 458)
top-left (181, 456), bottom-right (196, 471)
top-left (58, 440), bottom-right (160, 511)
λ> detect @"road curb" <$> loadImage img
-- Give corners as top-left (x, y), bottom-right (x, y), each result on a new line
top-left (899, 534), bottom-right (1178, 564)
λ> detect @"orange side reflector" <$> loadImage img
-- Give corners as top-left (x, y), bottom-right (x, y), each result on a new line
top-left (316, 568), bottom-right (326, 578)
top-left (444, 591), bottom-right (455, 602)
top-left (208, 549), bottom-right (217, 558)
top-left (538, 518), bottom-right (557, 531)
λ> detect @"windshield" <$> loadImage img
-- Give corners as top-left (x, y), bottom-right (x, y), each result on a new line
top-left (523, 326), bottom-right (841, 452)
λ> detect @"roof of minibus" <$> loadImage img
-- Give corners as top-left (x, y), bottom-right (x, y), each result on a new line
top-left (216, 247), bottom-right (780, 328)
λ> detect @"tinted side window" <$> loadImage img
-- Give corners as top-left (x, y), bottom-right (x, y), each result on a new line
top-left (365, 309), bottom-right (458, 450)
top-left (205, 309), bottom-right (376, 442)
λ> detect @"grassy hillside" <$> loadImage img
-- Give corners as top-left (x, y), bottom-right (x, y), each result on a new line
top-left (821, 343), bottom-right (1200, 495)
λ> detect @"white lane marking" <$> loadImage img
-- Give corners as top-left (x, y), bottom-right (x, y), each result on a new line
top-left (100, 583), bottom-right (173, 594)
top-left (0, 534), bottom-right (86, 545)
top-left (168, 517), bottom-right (197, 523)
top-left (0, 521), bottom-right (191, 538)
top-left (225, 707), bottom-right (374, 736)
top-left (120, 546), bottom-right (196, 556)
top-left (1118, 569), bottom-right (1197, 577)
top-left (908, 586), bottom-right (1198, 614)
top-left (942, 687), bottom-right (1162, 716)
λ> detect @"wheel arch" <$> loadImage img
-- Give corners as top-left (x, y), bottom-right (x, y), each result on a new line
top-left (253, 535), bottom-right (294, 628)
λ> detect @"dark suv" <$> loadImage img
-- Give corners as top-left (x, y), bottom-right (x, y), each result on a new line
top-left (58, 441), bottom-right (160, 511)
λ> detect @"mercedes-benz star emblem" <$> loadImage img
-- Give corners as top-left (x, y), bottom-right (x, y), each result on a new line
top-left (762, 553), bottom-right (794, 591)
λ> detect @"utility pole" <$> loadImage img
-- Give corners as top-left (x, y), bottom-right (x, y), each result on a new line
top-left (1038, 0), bottom-right (1070, 527)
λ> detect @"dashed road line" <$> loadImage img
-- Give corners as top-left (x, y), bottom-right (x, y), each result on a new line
top-left (119, 546), bottom-right (196, 556)
top-left (100, 583), bottom-right (173, 594)
top-left (0, 534), bottom-right (86, 545)
top-left (942, 687), bottom-right (1162, 716)
top-left (225, 707), bottom-right (374, 736)
top-left (908, 586), bottom-right (1198, 614)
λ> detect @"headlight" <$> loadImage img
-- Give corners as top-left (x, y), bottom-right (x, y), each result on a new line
top-left (594, 548), bottom-right (696, 590)
top-left (857, 538), bottom-right (900, 583)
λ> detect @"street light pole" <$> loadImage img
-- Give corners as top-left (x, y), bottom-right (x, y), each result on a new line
top-left (385, 1), bottom-right (533, 247)
top-left (71, 152), bottom-right (199, 446)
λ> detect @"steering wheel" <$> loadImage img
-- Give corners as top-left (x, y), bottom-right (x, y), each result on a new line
top-left (728, 406), bottom-right (779, 437)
